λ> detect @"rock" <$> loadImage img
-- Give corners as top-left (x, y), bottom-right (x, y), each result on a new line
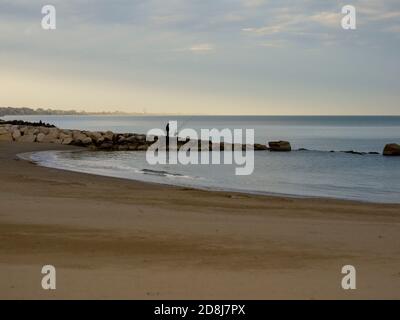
top-left (0, 126), bottom-right (9, 135)
top-left (41, 135), bottom-right (59, 143)
top-left (48, 128), bottom-right (60, 136)
top-left (134, 134), bottom-right (146, 142)
top-left (342, 150), bottom-right (365, 155)
top-left (96, 136), bottom-right (105, 144)
top-left (16, 134), bottom-right (36, 143)
top-left (81, 137), bottom-right (92, 145)
top-left (368, 152), bottom-right (380, 155)
top-left (41, 128), bottom-right (60, 142)
top-left (19, 126), bottom-right (29, 134)
top-left (126, 136), bottom-right (139, 143)
top-left (38, 128), bottom-right (60, 143)
top-left (36, 133), bottom-right (46, 143)
top-left (72, 131), bottom-right (88, 143)
top-left (268, 141), bottom-right (291, 152)
top-left (72, 130), bottom-right (83, 138)
top-left (254, 143), bottom-right (268, 151)
top-left (59, 132), bottom-right (72, 140)
top-left (62, 137), bottom-right (74, 145)
top-left (98, 141), bottom-right (114, 150)
top-left (117, 136), bottom-right (127, 143)
top-left (103, 131), bottom-right (114, 141)
top-left (383, 143), bottom-right (400, 156)
top-left (128, 144), bottom-right (139, 150)
top-left (39, 127), bottom-right (50, 135)
top-left (12, 130), bottom-right (21, 140)
top-left (87, 131), bottom-right (103, 142)
top-left (0, 133), bottom-right (13, 141)
top-left (26, 127), bottom-right (40, 135)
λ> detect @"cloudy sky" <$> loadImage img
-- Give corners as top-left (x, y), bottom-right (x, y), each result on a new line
top-left (0, 0), bottom-right (399, 115)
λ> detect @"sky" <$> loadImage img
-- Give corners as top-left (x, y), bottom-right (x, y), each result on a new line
top-left (0, 0), bottom-right (399, 115)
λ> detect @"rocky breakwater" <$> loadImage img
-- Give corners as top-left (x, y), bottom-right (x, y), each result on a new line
top-left (1, 121), bottom-right (397, 156)
top-left (0, 122), bottom-right (152, 150)
top-left (0, 121), bottom-right (269, 151)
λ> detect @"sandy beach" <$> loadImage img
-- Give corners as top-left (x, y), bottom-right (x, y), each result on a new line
top-left (0, 141), bottom-right (399, 299)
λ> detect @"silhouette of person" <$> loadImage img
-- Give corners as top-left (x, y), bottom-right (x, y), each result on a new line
top-left (166, 123), bottom-right (170, 152)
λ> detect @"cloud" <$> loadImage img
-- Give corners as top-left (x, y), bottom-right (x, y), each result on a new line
top-left (151, 14), bottom-right (188, 25)
top-left (309, 12), bottom-right (341, 28)
top-left (173, 43), bottom-right (216, 54)
top-left (0, 0), bottom-right (399, 115)
top-left (241, 0), bottom-right (267, 8)
top-left (188, 43), bottom-right (215, 53)
top-left (242, 9), bottom-right (344, 38)
top-left (367, 11), bottom-right (400, 21)
top-left (259, 40), bottom-right (287, 48)
top-left (384, 25), bottom-right (400, 33)
top-left (222, 13), bottom-right (245, 22)
top-left (242, 25), bottom-right (285, 35)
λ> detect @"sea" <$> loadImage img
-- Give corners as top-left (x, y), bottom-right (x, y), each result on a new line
top-left (4, 115), bottom-right (400, 203)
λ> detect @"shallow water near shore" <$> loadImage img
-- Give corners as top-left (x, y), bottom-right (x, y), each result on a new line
top-left (24, 149), bottom-right (400, 204)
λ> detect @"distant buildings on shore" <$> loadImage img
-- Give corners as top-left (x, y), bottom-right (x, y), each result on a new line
top-left (0, 107), bottom-right (181, 117)
top-left (0, 107), bottom-right (133, 117)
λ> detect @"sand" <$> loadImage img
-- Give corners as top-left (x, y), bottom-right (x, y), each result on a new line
top-left (0, 141), bottom-right (399, 299)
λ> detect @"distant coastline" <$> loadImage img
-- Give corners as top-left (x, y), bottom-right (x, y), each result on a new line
top-left (2, 107), bottom-right (400, 118)
top-left (0, 107), bottom-right (141, 117)
top-left (0, 107), bottom-right (190, 117)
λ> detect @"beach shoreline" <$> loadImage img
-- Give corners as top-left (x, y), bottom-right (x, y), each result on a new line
top-left (16, 149), bottom-right (400, 205)
top-left (0, 141), bottom-right (399, 299)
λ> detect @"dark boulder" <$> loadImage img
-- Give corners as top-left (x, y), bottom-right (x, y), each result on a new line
top-left (383, 143), bottom-right (400, 156)
top-left (342, 150), bottom-right (366, 155)
top-left (254, 144), bottom-right (268, 151)
top-left (268, 141), bottom-right (291, 152)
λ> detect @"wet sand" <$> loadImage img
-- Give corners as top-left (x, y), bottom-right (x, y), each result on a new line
top-left (0, 141), bottom-right (399, 299)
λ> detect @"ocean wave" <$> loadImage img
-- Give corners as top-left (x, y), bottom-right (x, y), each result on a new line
top-left (139, 168), bottom-right (196, 180)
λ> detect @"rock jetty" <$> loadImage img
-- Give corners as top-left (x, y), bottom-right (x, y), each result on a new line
top-left (1, 121), bottom-right (396, 156)
top-left (0, 121), bottom-right (270, 152)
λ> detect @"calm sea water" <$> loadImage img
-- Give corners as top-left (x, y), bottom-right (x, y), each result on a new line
top-left (6, 115), bottom-right (400, 203)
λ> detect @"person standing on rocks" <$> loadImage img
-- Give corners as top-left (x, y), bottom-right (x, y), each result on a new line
top-left (166, 122), bottom-right (170, 153)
